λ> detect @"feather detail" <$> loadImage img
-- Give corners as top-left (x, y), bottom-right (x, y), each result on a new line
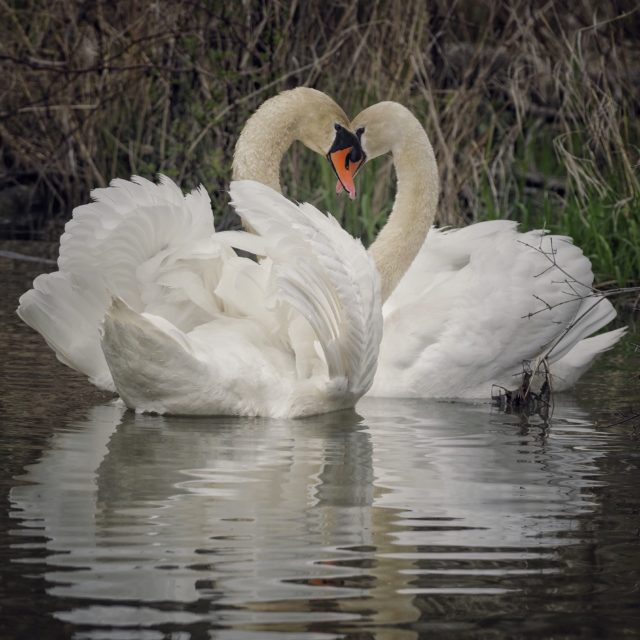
top-left (19, 176), bottom-right (382, 417)
top-left (229, 180), bottom-right (382, 398)
top-left (369, 221), bottom-right (624, 398)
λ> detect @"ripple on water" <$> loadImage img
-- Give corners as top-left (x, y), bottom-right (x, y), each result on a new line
top-left (2, 256), bottom-right (640, 639)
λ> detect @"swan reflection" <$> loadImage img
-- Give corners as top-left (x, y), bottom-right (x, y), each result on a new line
top-left (10, 397), bottom-right (610, 634)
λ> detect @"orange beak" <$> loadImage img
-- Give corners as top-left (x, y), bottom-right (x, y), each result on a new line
top-left (328, 148), bottom-right (364, 200)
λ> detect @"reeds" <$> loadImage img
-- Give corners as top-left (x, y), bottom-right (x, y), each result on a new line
top-left (1, 1), bottom-right (638, 282)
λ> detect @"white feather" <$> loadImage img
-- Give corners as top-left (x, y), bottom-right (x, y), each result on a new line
top-left (369, 221), bottom-right (624, 398)
top-left (18, 176), bottom-right (382, 418)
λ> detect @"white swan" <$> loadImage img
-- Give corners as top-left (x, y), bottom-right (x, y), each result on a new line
top-left (344, 101), bottom-right (625, 398)
top-left (18, 88), bottom-right (382, 418)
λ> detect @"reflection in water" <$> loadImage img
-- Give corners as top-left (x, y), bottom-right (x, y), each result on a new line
top-left (9, 396), bottom-right (616, 638)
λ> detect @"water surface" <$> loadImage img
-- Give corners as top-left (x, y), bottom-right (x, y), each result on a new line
top-left (1, 251), bottom-right (639, 639)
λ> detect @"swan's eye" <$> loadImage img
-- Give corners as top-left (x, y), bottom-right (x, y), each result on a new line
top-left (334, 123), bottom-right (342, 131)
top-left (356, 127), bottom-right (365, 138)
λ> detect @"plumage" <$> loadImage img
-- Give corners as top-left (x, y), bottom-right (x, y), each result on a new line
top-left (349, 102), bottom-right (624, 400)
top-left (369, 221), bottom-right (624, 398)
top-left (19, 176), bottom-right (382, 417)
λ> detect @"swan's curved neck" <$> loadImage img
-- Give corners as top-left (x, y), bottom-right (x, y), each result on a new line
top-left (368, 117), bottom-right (439, 302)
top-left (232, 89), bottom-right (345, 194)
top-left (232, 97), bottom-right (296, 192)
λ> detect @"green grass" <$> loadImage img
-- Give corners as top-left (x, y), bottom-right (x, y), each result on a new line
top-left (476, 126), bottom-right (639, 286)
top-left (551, 196), bottom-right (640, 286)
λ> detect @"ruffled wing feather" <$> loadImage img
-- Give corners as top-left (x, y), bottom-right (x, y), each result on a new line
top-left (18, 175), bottom-right (224, 391)
top-left (229, 180), bottom-right (382, 397)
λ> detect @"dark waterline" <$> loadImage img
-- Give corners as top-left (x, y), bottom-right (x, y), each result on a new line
top-left (1, 249), bottom-right (639, 639)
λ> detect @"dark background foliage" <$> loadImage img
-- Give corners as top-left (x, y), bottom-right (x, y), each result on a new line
top-left (1, 0), bottom-right (638, 281)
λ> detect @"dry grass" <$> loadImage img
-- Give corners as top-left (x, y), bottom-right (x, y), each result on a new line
top-left (1, 1), bottom-right (638, 279)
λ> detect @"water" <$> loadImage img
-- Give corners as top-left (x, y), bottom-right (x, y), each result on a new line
top-left (1, 250), bottom-right (639, 639)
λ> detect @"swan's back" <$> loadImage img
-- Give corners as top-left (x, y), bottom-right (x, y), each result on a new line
top-left (371, 220), bottom-right (623, 398)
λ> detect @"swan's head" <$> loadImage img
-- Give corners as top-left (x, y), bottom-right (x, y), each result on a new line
top-left (350, 101), bottom-right (415, 161)
top-left (234, 87), bottom-right (365, 197)
top-left (326, 124), bottom-right (366, 200)
top-left (332, 101), bottom-right (428, 198)
top-left (287, 89), bottom-right (364, 199)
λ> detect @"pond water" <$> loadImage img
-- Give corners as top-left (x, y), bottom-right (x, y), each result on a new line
top-left (1, 251), bottom-right (639, 639)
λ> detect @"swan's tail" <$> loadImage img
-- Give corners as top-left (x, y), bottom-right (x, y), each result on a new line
top-left (100, 298), bottom-right (206, 414)
top-left (550, 326), bottom-right (627, 390)
top-left (544, 293), bottom-right (618, 364)
top-left (539, 290), bottom-right (626, 389)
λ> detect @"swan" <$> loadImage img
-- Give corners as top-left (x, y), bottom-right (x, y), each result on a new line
top-left (342, 101), bottom-right (625, 399)
top-left (17, 88), bottom-right (382, 418)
